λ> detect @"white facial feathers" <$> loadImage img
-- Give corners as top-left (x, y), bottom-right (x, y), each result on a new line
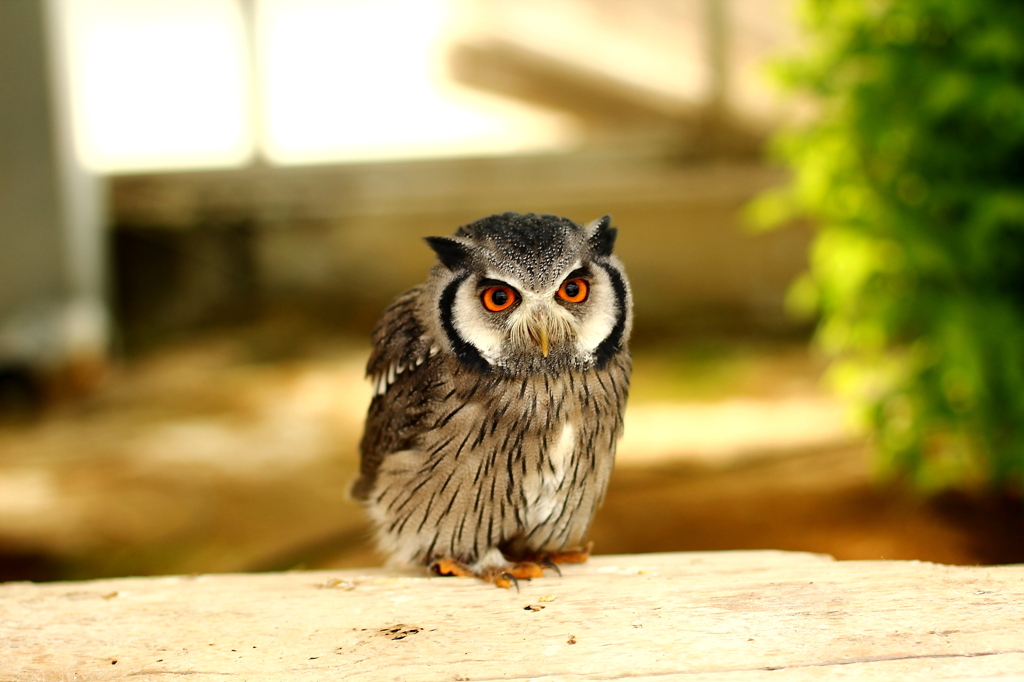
top-left (572, 264), bottom-right (619, 354)
top-left (450, 276), bottom-right (506, 364)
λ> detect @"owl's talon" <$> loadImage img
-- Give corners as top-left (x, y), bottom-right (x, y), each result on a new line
top-left (539, 559), bottom-right (562, 577)
top-left (432, 559), bottom-right (528, 590)
top-left (491, 571), bottom-right (519, 591)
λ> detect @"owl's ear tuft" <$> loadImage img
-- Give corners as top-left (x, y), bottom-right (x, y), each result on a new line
top-left (586, 215), bottom-right (617, 258)
top-left (425, 236), bottom-right (472, 270)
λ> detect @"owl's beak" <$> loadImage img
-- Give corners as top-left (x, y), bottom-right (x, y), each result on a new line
top-left (524, 317), bottom-right (550, 357)
top-left (517, 301), bottom-right (565, 358)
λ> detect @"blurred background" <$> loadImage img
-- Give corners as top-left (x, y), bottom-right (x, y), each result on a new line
top-left (1, 0), bottom-right (1021, 582)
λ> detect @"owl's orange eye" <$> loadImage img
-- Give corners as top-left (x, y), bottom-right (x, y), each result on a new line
top-left (557, 278), bottom-right (589, 303)
top-left (481, 286), bottom-right (517, 312)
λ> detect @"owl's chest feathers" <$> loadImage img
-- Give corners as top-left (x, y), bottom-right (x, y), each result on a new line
top-left (427, 370), bottom-right (590, 517)
top-left (520, 421), bottom-right (577, 528)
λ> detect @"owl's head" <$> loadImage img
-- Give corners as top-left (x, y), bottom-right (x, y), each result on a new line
top-left (423, 212), bottom-right (631, 375)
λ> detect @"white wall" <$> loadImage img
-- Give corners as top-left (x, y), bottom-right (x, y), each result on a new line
top-left (0, 0), bottom-right (107, 371)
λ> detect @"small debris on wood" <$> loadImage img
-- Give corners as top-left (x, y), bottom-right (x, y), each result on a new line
top-left (567, 634), bottom-right (577, 645)
top-left (524, 604), bottom-right (545, 612)
top-left (538, 595), bottom-right (556, 602)
top-left (101, 592), bottom-right (119, 600)
top-left (380, 624), bottom-right (420, 640)
top-left (318, 578), bottom-right (356, 590)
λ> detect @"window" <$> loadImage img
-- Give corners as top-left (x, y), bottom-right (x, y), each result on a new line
top-left (59, 0), bottom-right (574, 173)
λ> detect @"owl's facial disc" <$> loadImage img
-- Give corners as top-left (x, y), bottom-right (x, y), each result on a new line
top-left (431, 212), bottom-right (630, 374)
top-left (447, 250), bottom-right (625, 372)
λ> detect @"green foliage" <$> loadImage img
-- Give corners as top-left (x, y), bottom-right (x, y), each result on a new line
top-left (753, 0), bottom-right (1024, 493)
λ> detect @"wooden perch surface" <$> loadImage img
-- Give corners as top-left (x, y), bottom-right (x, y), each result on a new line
top-left (3, 550), bottom-right (1024, 681)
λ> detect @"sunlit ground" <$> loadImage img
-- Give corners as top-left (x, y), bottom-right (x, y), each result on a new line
top-left (0, 321), bottom-right (1017, 583)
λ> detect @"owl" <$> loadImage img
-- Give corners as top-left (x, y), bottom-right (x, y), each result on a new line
top-left (351, 212), bottom-right (632, 588)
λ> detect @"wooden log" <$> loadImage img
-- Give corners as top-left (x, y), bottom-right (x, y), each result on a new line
top-left (3, 551), bottom-right (1024, 681)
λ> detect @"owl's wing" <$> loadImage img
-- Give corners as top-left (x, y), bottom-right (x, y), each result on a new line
top-left (352, 285), bottom-right (439, 501)
top-left (364, 286), bottom-right (438, 396)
